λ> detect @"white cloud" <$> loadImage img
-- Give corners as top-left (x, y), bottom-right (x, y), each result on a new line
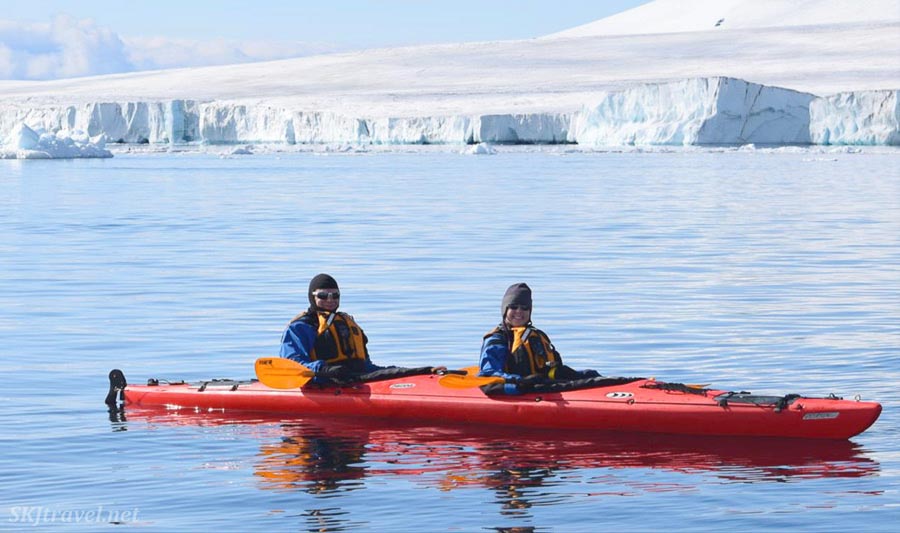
top-left (0, 15), bottom-right (341, 80)
top-left (0, 15), bottom-right (131, 80)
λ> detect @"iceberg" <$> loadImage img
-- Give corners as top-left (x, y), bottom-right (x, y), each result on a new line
top-left (1, 123), bottom-right (112, 159)
top-left (461, 142), bottom-right (497, 155)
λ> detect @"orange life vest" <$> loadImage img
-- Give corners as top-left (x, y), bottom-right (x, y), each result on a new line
top-left (485, 325), bottom-right (560, 376)
top-left (294, 311), bottom-right (368, 364)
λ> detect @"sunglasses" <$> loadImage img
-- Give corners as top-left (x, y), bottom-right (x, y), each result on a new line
top-left (508, 304), bottom-right (531, 311)
top-left (313, 291), bottom-right (341, 301)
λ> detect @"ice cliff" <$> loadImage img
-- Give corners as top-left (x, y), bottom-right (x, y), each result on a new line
top-left (810, 89), bottom-right (900, 146)
top-left (572, 78), bottom-right (813, 146)
top-left (1, 77), bottom-right (897, 151)
top-left (0, 101), bottom-right (199, 145)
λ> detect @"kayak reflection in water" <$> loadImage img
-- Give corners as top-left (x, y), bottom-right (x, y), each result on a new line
top-left (256, 423), bottom-right (369, 495)
top-left (487, 465), bottom-right (554, 514)
top-left (243, 417), bottom-right (878, 502)
top-left (279, 273), bottom-right (443, 384)
top-left (479, 283), bottom-right (600, 393)
top-left (109, 408), bottom-right (880, 526)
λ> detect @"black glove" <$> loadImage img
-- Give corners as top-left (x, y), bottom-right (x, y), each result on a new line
top-left (552, 364), bottom-right (582, 380)
top-left (581, 369), bottom-right (601, 379)
top-left (520, 374), bottom-right (549, 386)
top-left (316, 364), bottom-right (352, 380)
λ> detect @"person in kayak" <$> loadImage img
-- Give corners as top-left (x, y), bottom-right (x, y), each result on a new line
top-left (479, 282), bottom-right (599, 389)
top-left (280, 273), bottom-right (444, 383)
top-left (279, 273), bottom-right (382, 382)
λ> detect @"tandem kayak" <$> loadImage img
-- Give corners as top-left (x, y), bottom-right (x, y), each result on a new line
top-left (107, 367), bottom-right (882, 440)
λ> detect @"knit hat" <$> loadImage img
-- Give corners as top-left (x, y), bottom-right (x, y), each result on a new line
top-left (501, 282), bottom-right (532, 318)
top-left (308, 273), bottom-right (339, 308)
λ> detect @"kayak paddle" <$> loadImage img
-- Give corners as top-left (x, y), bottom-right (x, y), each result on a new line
top-left (438, 374), bottom-right (504, 388)
top-left (255, 357), bottom-right (315, 389)
top-left (438, 373), bottom-right (710, 390)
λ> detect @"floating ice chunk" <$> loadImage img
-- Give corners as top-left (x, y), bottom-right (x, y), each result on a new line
top-left (1, 123), bottom-right (112, 159)
top-left (462, 142), bottom-right (497, 155)
top-left (230, 145), bottom-right (254, 155)
top-left (5, 123), bottom-right (41, 150)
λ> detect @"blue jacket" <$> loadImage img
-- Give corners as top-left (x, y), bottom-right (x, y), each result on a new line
top-left (479, 329), bottom-right (525, 381)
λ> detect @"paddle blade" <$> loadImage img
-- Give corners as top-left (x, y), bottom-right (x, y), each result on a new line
top-left (255, 357), bottom-right (315, 389)
top-left (438, 374), bottom-right (504, 389)
top-left (461, 365), bottom-right (480, 376)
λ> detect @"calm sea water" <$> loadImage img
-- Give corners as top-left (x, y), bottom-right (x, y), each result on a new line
top-left (1, 149), bottom-right (899, 531)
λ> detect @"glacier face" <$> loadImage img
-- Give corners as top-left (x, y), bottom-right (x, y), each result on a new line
top-left (572, 77), bottom-right (813, 146)
top-left (810, 90), bottom-right (900, 146)
top-left (0, 101), bottom-right (198, 145)
top-left (1, 77), bottom-right (898, 151)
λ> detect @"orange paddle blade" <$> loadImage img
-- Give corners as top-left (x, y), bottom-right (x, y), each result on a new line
top-left (438, 374), bottom-right (504, 389)
top-left (255, 357), bottom-right (315, 389)
top-left (460, 365), bottom-right (480, 376)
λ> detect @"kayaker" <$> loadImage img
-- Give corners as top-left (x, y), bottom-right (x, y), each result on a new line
top-left (479, 282), bottom-right (599, 388)
top-left (279, 273), bottom-right (382, 381)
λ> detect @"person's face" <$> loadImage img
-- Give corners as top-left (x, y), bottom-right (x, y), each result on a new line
top-left (504, 304), bottom-right (531, 327)
top-left (313, 290), bottom-right (340, 312)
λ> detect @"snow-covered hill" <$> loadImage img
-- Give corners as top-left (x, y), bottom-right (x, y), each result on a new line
top-left (548, 0), bottom-right (900, 37)
top-left (1, 0), bottom-right (898, 152)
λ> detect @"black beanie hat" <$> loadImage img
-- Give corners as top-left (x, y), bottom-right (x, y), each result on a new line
top-left (501, 282), bottom-right (532, 318)
top-left (308, 273), bottom-right (339, 307)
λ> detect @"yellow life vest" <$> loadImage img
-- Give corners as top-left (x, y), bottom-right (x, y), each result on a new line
top-left (487, 326), bottom-right (560, 377)
top-left (296, 311), bottom-right (368, 364)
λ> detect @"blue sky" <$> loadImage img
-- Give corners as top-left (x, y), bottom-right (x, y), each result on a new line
top-left (6, 1), bottom-right (648, 46)
top-left (0, 1), bottom-right (650, 80)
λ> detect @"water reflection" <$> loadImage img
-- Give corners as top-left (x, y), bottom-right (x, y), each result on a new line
top-left (107, 405), bottom-right (128, 432)
top-left (256, 425), bottom-right (368, 494)
top-left (120, 407), bottom-right (879, 491)
top-left (116, 407), bottom-right (880, 529)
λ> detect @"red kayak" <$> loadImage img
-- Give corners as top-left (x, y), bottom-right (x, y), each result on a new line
top-left (108, 369), bottom-right (881, 440)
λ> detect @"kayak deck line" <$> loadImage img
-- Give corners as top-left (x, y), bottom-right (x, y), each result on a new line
top-left (106, 369), bottom-right (882, 440)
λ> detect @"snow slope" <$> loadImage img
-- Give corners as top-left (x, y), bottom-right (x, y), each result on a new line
top-left (548, 0), bottom-right (900, 37)
top-left (0, 0), bottom-right (897, 151)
